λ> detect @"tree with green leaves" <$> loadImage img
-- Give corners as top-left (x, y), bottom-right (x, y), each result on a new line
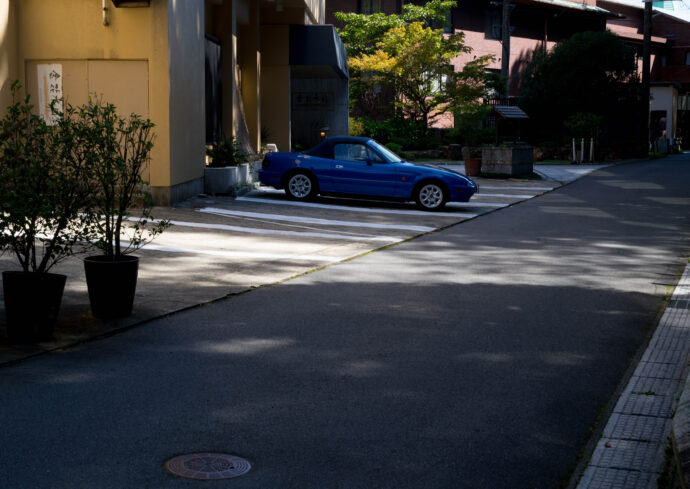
top-left (519, 30), bottom-right (639, 147)
top-left (335, 0), bottom-right (456, 58)
top-left (336, 0), bottom-right (495, 143)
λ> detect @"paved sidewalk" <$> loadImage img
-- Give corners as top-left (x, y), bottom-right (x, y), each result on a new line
top-left (534, 164), bottom-right (614, 183)
top-left (576, 259), bottom-right (690, 489)
top-left (434, 161), bottom-right (612, 184)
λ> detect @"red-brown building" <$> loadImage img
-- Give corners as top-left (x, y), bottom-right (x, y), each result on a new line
top-left (327, 0), bottom-right (690, 144)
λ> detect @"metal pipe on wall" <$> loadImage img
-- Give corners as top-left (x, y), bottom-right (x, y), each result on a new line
top-left (103, 0), bottom-right (109, 26)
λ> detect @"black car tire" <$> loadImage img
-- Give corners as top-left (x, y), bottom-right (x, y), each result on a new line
top-left (285, 171), bottom-right (318, 200)
top-left (414, 181), bottom-right (447, 211)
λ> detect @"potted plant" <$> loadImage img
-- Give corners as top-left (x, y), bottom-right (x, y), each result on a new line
top-left (80, 100), bottom-right (169, 319)
top-left (461, 145), bottom-right (482, 177)
top-left (0, 83), bottom-right (96, 341)
top-left (204, 136), bottom-right (249, 195)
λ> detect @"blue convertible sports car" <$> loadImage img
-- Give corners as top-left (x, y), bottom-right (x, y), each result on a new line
top-left (259, 136), bottom-right (477, 211)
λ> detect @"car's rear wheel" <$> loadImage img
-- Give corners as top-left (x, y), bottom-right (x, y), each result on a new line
top-left (286, 171), bottom-right (317, 200)
top-left (415, 181), bottom-right (447, 210)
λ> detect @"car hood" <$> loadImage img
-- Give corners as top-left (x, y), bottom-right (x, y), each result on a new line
top-left (401, 162), bottom-right (471, 180)
top-left (418, 163), bottom-right (465, 176)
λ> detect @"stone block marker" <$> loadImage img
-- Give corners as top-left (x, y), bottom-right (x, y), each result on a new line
top-left (481, 144), bottom-right (534, 176)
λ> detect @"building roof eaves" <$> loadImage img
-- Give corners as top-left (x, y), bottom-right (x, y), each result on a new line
top-left (524, 0), bottom-right (618, 16)
top-left (598, 0), bottom-right (690, 23)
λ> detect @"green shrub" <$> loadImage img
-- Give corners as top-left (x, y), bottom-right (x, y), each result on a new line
top-left (385, 142), bottom-right (402, 153)
top-left (78, 99), bottom-right (169, 258)
top-left (349, 117), bottom-right (366, 136)
top-left (0, 83), bottom-right (97, 272)
top-left (206, 137), bottom-right (249, 167)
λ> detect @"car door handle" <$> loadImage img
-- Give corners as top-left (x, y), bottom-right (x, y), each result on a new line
top-left (335, 165), bottom-right (344, 169)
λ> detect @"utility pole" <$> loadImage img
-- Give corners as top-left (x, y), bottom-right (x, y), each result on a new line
top-left (501, 0), bottom-right (511, 99)
top-left (641, 0), bottom-right (652, 156)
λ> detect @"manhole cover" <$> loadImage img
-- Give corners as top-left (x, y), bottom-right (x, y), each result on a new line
top-left (165, 453), bottom-right (252, 480)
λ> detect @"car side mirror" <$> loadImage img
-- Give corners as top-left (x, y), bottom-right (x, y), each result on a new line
top-left (365, 156), bottom-right (373, 166)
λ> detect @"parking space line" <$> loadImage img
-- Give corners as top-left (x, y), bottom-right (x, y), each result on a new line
top-left (480, 185), bottom-right (554, 191)
top-left (475, 193), bottom-right (537, 198)
top-left (198, 207), bottom-right (436, 233)
top-left (139, 243), bottom-right (345, 262)
top-left (236, 196), bottom-right (480, 217)
top-left (446, 202), bottom-right (509, 208)
top-left (135, 218), bottom-right (398, 242)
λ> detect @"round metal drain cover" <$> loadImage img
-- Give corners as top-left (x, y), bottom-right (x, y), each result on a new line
top-left (165, 453), bottom-right (251, 480)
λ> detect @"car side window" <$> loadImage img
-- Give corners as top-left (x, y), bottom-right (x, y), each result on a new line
top-left (334, 144), bottom-right (368, 162)
top-left (366, 147), bottom-right (385, 164)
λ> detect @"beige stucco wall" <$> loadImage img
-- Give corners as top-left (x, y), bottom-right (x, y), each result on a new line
top-left (239, 0), bottom-right (261, 151)
top-left (0, 0), bottom-right (18, 112)
top-left (651, 85), bottom-right (678, 138)
top-left (8, 0), bottom-right (174, 193)
top-left (261, 25), bottom-right (291, 152)
top-left (167, 0), bottom-right (205, 191)
top-left (3, 0), bottom-right (326, 202)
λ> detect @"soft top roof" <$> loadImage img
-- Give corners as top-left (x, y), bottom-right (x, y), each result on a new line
top-left (303, 136), bottom-right (373, 158)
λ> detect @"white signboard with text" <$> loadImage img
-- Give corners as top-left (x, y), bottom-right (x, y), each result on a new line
top-left (37, 64), bottom-right (63, 125)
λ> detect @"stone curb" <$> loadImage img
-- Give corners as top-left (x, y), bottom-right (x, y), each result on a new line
top-left (577, 258), bottom-right (690, 489)
top-left (671, 263), bottom-right (690, 489)
top-left (674, 376), bottom-right (690, 489)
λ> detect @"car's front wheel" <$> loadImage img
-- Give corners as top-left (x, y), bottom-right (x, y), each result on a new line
top-left (285, 171), bottom-right (318, 200)
top-left (414, 181), bottom-right (447, 211)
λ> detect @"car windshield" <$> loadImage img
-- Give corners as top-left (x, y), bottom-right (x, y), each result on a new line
top-left (368, 140), bottom-right (402, 163)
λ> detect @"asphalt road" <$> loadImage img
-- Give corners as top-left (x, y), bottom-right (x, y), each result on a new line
top-left (1, 156), bottom-right (689, 488)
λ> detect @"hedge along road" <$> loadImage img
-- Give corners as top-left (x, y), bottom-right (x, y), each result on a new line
top-left (0, 156), bottom-right (689, 488)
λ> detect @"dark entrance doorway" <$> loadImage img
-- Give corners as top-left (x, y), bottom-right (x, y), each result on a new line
top-left (205, 34), bottom-right (222, 145)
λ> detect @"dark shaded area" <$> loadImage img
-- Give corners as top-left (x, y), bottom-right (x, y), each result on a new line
top-left (518, 31), bottom-right (640, 157)
top-left (205, 34), bottom-right (222, 145)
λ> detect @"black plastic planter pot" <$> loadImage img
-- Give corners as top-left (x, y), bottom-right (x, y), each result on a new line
top-left (84, 255), bottom-right (139, 319)
top-left (2, 271), bottom-right (67, 342)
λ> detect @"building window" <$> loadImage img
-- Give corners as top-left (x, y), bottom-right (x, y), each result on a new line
top-left (686, 51), bottom-right (690, 66)
top-left (484, 8), bottom-right (501, 40)
top-left (484, 8), bottom-right (513, 40)
top-left (423, 71), bottom-right (450, 94)
top-left (359, 0), bottom-right (382, 14)
top-left (679, 94), bottom-right (690, 111)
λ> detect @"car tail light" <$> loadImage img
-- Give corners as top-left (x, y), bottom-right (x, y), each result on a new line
top-left (262, 155), bottom-right (271, 169)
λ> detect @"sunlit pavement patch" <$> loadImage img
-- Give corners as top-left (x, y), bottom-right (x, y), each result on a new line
top-left (198, 207), bottom-right (436, 232)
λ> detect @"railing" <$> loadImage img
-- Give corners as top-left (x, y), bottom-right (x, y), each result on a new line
top-left (484, 96), bottom-right (520, 107)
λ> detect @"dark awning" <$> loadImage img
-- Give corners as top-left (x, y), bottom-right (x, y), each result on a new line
top-left (290, 25), bottom-right (349, 80)
top-left (494, 105), bottom-right (529, 119)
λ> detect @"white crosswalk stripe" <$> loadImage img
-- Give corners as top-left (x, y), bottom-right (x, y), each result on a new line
top-left (198, 207), bottom-right (436, 232)
top-left (236, 196), bottom-right (483, 216)
top-left (138, 217), bottom-right (398, 242)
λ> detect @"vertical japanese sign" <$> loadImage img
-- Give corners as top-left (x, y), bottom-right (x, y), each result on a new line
top-left (37, 64), bottom-right (63, 125)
